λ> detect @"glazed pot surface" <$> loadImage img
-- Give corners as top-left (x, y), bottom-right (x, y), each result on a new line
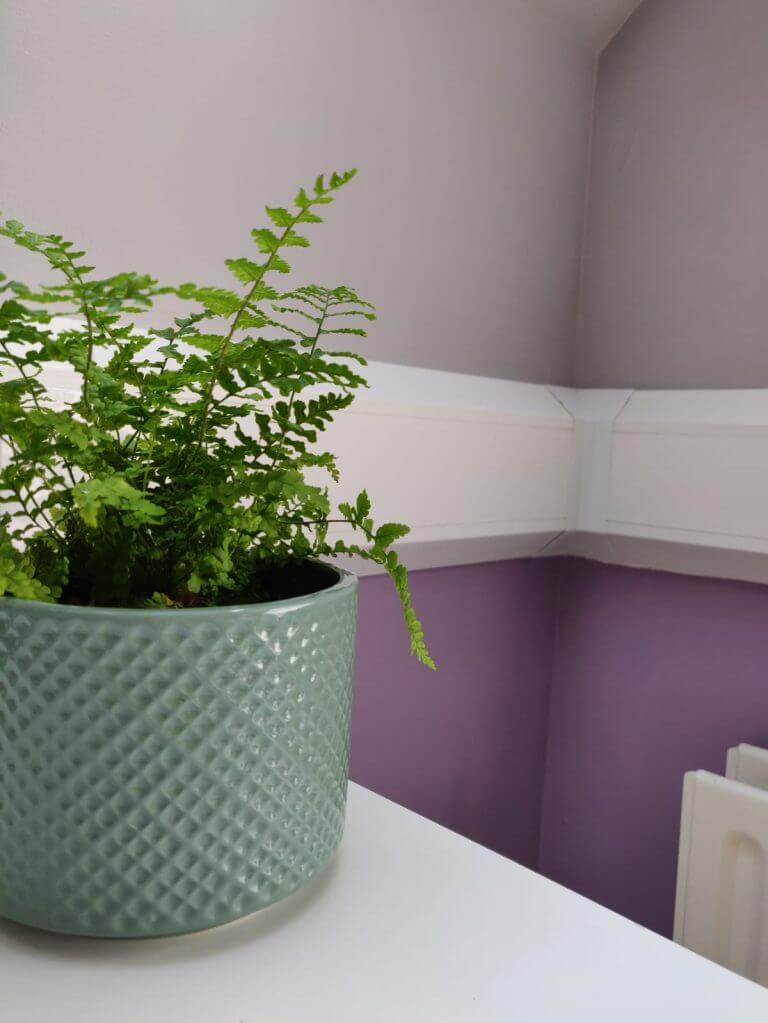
top-left (0, 567), bottom-right (357, 937)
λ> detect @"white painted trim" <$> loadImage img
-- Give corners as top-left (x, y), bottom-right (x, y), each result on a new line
top-left (24, 349), bottom-right (575, 575)
top-left (550, 388), bottom-right (768, 587)
top-left (325, 373), bottom-right (573, 574)
top-left (13, 337), bottom-right (768, 586)
top-left (550, 388), bottom-right (632, 534)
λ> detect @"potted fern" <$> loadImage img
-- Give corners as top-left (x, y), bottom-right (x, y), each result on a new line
top-left (0, 170), bottom-right (433, 938)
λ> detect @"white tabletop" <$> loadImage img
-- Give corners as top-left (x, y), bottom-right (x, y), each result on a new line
top-left (1, 782), bottom-right (766, 1022)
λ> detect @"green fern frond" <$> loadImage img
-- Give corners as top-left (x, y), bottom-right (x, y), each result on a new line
top-left (0, 170), bottom-right (434, 669)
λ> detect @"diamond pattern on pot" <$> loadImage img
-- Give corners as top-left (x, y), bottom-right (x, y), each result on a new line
top-left (0, 577), bottom-right (357, 937)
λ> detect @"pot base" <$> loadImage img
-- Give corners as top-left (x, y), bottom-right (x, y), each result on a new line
top-left (0, 844), bottom-right (340, 940)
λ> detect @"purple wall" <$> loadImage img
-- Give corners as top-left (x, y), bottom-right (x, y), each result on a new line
top-left (540, 558), bottom-right (768, 937)
top-left (350, 559), bottom-right (558, 868)
top-left (351, 555), bottom-right (768, 938)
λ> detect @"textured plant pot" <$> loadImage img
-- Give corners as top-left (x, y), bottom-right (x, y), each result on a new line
top-left (0, 565), bottom-right (357, 938)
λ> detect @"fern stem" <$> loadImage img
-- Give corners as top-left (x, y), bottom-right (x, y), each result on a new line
top-left (186, 200), bottom-right (328, 465)
top-left (52, 243), bottom-right (97, 414)
top-left (0, 339), bottom-right (45, 415)
top-left (228, 293), bottom-right (331, 554)
top-left (189, 239), bottom-right (291, 459)
top-left (51, 242), bottom-right (133, 450)
top-left (3, 438), bottom-right (62, 540)
top-left (269, 291), bottom-right (330, 467)
top-left (0, 338), bottom-right (79, 489)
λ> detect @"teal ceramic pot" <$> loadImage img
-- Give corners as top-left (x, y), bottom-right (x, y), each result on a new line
top-left (0, 565), bottom-right (357, 938)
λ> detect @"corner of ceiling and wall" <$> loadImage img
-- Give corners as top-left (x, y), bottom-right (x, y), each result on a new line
top-left (525, 0), bottom-right (646, 54)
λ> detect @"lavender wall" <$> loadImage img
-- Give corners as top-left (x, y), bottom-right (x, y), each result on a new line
top-left (354, 556), bottom-right (768, 938)
top-left (350, 551), bottom-right (768, 939)
top-left (540, 558), bottom-right (768, 937)
top-left (351, 559), bottom-right (558, 868)
top-left (577, 0), bottom-right (768, 388)
top-left (0, 0), bottom-right (595, 385)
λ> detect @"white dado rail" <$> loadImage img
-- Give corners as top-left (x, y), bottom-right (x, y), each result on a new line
top-left (328, 364), bottom-right (574, 574)
top-left (349, 375), bottom-right (768, 586)
top-left (6, 355), bottom-right (576, 576)
top-left (550, 388), bottom-right (768, 586)
top-left (346, 375), bottom-right (768, 585)
top-left (9, 349), bottom-right (768, 585)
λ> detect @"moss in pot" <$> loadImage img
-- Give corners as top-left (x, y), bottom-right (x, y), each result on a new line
top-left (0, 169), bottom-right (433, 937)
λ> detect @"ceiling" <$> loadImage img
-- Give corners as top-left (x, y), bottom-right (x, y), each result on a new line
top-left (529, 0), bottom-right (646, 51)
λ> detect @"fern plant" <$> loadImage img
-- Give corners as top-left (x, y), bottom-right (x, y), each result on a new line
top-left (0, 170), bottom-right (434, 668)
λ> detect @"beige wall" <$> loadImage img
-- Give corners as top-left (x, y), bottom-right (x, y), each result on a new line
top-left (0, 0), bottom-right (595, 385)
top-left (577, 0), bottom-right (768, 388)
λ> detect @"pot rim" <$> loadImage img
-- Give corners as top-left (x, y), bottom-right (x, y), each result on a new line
top-left (0, 560), bottom-right (356, 619)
